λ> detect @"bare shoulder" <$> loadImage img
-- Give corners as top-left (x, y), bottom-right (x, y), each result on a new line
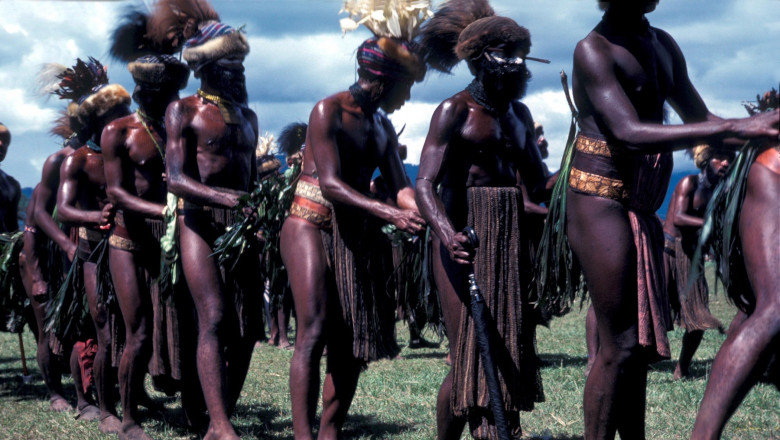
top-left (574, 31), bottom-right (612, 66)
top-left (677, 174), bottom-right (698, 192)
top-left (166, 95), bottom-right (201, 123)
top-left (437, 91), bottom-right (471, 118)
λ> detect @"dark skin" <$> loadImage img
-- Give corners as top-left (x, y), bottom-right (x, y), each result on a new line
top-left (280, 76), bottom-right (424, 440)
top-left (57, 104), bottom-right (129, 434)
top-left (663, 153), bottom-right (730, 380)
top-left (415, 44), bottom-right (546, 440)
top-left (690, 142), bottom-right (780, 440)
top-left (0, 127), bottom-right (21, 233)
top-left (165, 56), bottom-right (259, 440)
top-left (570, 2), bottom-right (778, 439)
top-left (18, 140), bottom-right (87, 414)
top-left (101, 81), bottom-right (179, 440)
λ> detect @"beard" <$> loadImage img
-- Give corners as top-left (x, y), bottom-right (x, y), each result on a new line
top-left (203, 63), bottom-right (248, 104)
top-left (480, 59), bottom-right (532, 101)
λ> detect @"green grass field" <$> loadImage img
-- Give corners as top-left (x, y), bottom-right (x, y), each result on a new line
top-left (0, 268), bottom-right (777, 439)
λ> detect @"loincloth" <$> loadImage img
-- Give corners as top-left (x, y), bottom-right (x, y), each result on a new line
top-left (321, 208), bottom-right (400, 362)
top-left (664, 235), bottom-right (721, 332)
top-left (289, 175), bottom-right (333, 229)
top-left (569, 134), bottom-right (673, 361)
top-left (109, 211), bottom-right (181, 380)
top-left (177, 199), bottom-right (261, 338)
top-left (451, 187), bottom-right (544, 438)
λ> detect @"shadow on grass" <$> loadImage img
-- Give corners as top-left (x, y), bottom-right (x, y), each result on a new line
top-left (526, 432), bottom-right (584, 440)
top-left (538, 353), bottom-right (588, 369)
top-left (340, 412), bottom-right (416, 438)
top-left (650, 359), bottom-right (713, 380)
top-left (401, 351), bottom-right (447, 361)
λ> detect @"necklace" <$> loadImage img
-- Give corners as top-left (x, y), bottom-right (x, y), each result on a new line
top-left (137, 109), bottom-right (165, 162)
top-left (198, 89), bottom-right (242, 124)
top-left (467, 79), bottom-right (506, 115)
top-left (86, 139), bottom-right (101, 153)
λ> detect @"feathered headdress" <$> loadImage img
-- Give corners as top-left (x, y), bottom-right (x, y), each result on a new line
top-left (278, 122), bottom-right (307, 158)
top-left (340, 0), bottom-right (433, 81)
top-left (419, 0), bottom-right (534, 74)
top-left (36, 59), bottom-right (109, 137)
top-left (256, 133), bottom-right (282, 176)
top-left (146, 0), bottom-right (220, 54)
top-left (743, 87), bottom-right (779, 116)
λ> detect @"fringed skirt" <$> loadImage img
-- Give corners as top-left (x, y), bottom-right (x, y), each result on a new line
top-left (451, 187), bottom-right (544, 439)
top-left (321, 210), bottom-right (400, 362)
top-left (664, 236), bottom-right (721, 331)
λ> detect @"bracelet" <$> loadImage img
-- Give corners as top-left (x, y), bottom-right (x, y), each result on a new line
top-left (416, 176), bottom-right (435, 183)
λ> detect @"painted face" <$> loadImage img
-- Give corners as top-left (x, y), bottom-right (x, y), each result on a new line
top-left (480, 44), bottom-right (532, 100)
top-left (133, 82), bottom-right (179, 112)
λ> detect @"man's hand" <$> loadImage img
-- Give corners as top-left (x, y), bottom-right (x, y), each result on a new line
top-left (65, 242), bottom-right (77, 263)
top-left (733, 109), bottom-right (780, 140)
top-left (389, 207), bottom-right (426, 235)
top-left (98, 203), bottom-right (114, 230)
top-left (446, 231), bottom-right (476, 265)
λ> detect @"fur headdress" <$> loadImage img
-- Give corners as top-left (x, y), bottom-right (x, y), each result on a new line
top-left (419, 0), bottom-right (531, 73)
top-left (182, 22), bottom-right (249, 71)
top-left (340, 0), bottom-right (433, 81)
top-left (77, 84), bottom-right (132, 125)
top-left (128, 55), bottom-right (189, 89)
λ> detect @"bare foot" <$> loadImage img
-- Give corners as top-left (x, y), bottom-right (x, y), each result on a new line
top-left (203, 426), bottom-right (240, 440)
top-left (119, 424), bottom-right (153, 440)
top-left (673, 363), bottom-right (690, 380)
top-left (50, 396), bottom-right (73, 412)
top-left (75, 404), bottom-right (100, 421)
top-left (99, 414), bottom-right (123, 434)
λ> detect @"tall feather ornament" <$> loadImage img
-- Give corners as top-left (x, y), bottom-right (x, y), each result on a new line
top-left (35, 63), bottom-right (70, 99)
top-left (340, 0), bottom-right (433, 40)
top-left (418, 0), bottom-right (495, 73)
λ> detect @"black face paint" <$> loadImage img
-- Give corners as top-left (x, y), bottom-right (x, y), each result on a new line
top-left (203, 62), bottom-right (248, 104)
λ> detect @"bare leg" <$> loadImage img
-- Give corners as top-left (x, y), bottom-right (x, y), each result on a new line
top-left (674, 330), bottom-right (704, 380)
top-left (19, 243), bottom-right (72, 412)
top-left (691, 163), bottom-right (780, 440)
top-left (585, 304), bottom-right (599, 378)
top-left (432, 237), bottom-right (467, 440)
top-left (568, 192), bottom-right (647, 440)
top-left (281, 218), bottom-right (330, 440)
top-left (71, 342), bottom-right (100, 420)
top-left (319, 335), bottom-right (362, 440)
top-left (83, 261), bottom-right (122, 434)
top-left (110, 247), bottom-right (154, 440)
top-left (179, 215), bottom-right (240, 440)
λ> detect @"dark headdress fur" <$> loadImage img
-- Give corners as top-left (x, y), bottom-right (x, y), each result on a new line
top-left (53, 57), bottom-right (109, 103)
top-left (419, 0), bottom-right (495, 73)
top-left (146, 0), bottom-right (220, 53)
top-left (278, 123), bottom-right (307, 158)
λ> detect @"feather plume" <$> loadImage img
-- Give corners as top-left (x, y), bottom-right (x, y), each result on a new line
top-left (54, 57), bottom-right (109, 102)
top-left (256, 132), bottom-right (277, 158)
top-left (35, 63), bottom-right (70, 99)
top-left (49, 110), bottom-right (75, 140)
top-left (340, 0), bottom-right (433, 40)
top-left (110, 7), bottom-right (156, 62)
top-left (419, 0), bottom-right (494, 73)
top-left (147, 0), bottom-right (220, 53)
top-left (278, 122), bottom-right (307, 158)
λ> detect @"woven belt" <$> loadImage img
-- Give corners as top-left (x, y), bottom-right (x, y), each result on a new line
top-left (569, 167), bottom-right (630, 202)
top-left (78, 227), bottom-right (105, 242)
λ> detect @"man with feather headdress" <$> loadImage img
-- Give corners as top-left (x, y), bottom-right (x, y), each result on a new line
top-left (690, 89), bottom-right (780, 440)
top-left (157, 0), bottom-right (261, 438)
top-left (16, 61), bottom-right (96, 415)
top-left (102, 10), bottom-right (192, 438)
top-left (56, 57), bottom-right (132, 434)
top-left (279, 1), bottom-right (429, 438)
top-left (561, 2), bottom-right (778, 439)
top-left (662, 143), bottom-right (732, 381)
top-left (414, 0), bottom-right (548, 438)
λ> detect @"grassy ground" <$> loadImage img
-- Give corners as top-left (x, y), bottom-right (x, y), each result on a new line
top-left (0, 267), bottom-right (777, 439)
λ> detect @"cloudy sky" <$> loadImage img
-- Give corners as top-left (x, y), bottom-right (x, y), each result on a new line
top-left (0, 0), bottom-right (778, 188)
